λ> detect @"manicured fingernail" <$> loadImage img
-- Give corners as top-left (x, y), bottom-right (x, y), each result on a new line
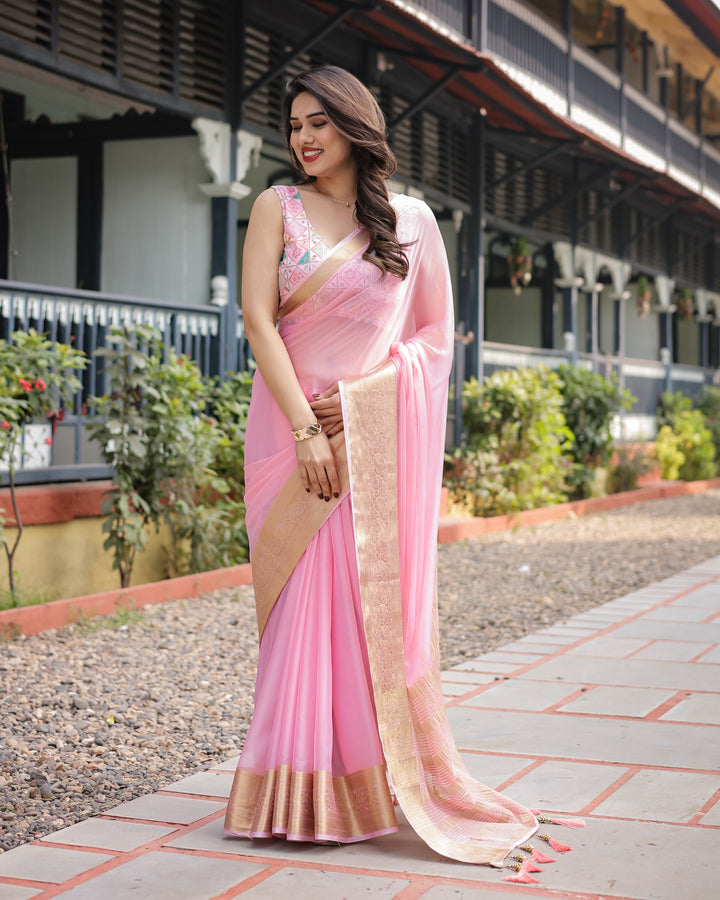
top-left (317, 493), bottom-right (323, 499)
top-left (333, 492), bottom-right (339, 498)
top-left (306, 488), bottom-right (310, 493)
top-left (312, 393), bottom-right (320, 398)
top-left (324, 496), bottom-right (330, 502)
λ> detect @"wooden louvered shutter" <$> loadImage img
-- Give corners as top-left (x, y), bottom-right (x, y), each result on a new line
top-left (0, 0), bottom-right (53, 49)
top-left (178, 1), bottom-right (225, 107)
top-left (58, 0), bottom-right (116, 73)
top-left (122, 0), bottom-right (175, 93)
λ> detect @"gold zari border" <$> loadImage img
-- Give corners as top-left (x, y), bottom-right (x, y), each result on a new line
top-left (342, 363), bottom-right (537, 866)
top-left (252, 431), bottom-right (349, 642)
top-left (224, 763), bottom-right (396, 841)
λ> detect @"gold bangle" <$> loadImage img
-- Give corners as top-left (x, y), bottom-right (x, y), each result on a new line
top-left (291, 421), bottom-right (322, 442)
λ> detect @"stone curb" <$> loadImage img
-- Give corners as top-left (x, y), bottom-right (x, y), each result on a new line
top-left (2, 477), bottom-right (718, 638)
top-left (0, 563), bottom-right (253, 638)
top-left (437, 476), bottom-right (720, 542)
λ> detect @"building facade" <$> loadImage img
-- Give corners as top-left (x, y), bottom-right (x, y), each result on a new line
top-left (1, 0), bottom-right (719, 481)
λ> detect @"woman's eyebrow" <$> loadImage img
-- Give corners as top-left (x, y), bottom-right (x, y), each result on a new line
top-left (289, 111), bottom-right (326, 120)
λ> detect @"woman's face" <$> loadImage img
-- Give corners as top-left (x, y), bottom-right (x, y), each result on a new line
top-left (289, 91), bottom-right (354, 178)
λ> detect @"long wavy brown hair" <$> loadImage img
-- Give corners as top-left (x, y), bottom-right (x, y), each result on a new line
top-left (282, 65), bottom-right (408, 279)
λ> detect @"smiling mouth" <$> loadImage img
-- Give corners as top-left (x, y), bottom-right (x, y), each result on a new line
top-left (302, 149), bottom-right (323, 161)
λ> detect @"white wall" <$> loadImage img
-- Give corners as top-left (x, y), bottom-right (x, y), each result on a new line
top-left (10, 156), bottom-right (77, 288)
top-left (487, 286), bottom-right (542, 346)
top-left (102, 136), bottom-right (211, 305)
top-left (625, 286), bottom-right (659, 360)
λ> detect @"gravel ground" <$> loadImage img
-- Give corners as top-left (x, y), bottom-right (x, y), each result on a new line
top-left (1, 490), bottom-right (718, 852)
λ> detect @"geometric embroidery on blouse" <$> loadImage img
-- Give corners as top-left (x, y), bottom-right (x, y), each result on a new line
top-left (272, 185), bottom-right (415, 326)
top-left (272, 184), bottom-right (333, 305)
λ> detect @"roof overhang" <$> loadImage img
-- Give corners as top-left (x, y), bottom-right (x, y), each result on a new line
top-left (306, 0), bottom-right (720, 227)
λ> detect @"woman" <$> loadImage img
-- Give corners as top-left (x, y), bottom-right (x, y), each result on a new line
top-left (224, 66), bottom-right (538, 865)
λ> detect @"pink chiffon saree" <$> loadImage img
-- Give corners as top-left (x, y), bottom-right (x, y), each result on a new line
top-left (224, 184), bottom-right (538, 864)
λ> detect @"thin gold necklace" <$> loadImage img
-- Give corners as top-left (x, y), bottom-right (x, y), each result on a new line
top-left (314, 185), bottom-right (354, 208)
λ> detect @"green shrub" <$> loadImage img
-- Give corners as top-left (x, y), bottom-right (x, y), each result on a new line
top-left (89, 325), bottom-right (252, 586)
top-left (556, 364), bottom-right (634, 499)
top-left (656, 391), bottom-right (692, 431)
top-left (443, 446), bottom-right (514, 517)
top-left (656, 410), bottom-right (717, 481)
top-left (449, 367), bottom-right (573, 514)
top-left (697, 386), bottom-right (720, 458)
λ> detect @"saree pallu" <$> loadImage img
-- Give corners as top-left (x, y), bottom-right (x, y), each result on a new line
top-left (224, 190), bottom-right (538, 864)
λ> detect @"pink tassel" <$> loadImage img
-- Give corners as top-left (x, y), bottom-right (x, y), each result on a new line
top-left (540, 832), bottom-right (573, 853)
top-left (532, 810), bottom-right (585, 829)
top-left (503, 858), bottom-right (543, 883)
top-left (522, 859), bottom-right (543, 874)
top-left (530, 847), bottom-right (556, 864)
top-left (503, 869), bottom-right (540, 884)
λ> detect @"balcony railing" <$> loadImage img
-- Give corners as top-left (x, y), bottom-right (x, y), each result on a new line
top-left (0, 280), bottom-right (244, 482)
top-left (410, 0), bottom-right (720, 209)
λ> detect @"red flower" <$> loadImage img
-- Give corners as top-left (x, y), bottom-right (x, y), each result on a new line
top-left (1, 421), bottom-right (10, 431)
top-left (45, 436), bottom-right (52, 445)
top-left (34, 378), bottom-right (46, 391)
top-left (18, 378), bottom-right (33, 392)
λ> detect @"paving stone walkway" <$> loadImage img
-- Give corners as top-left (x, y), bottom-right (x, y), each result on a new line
top-left (1, 556), bottom-right (718, 900)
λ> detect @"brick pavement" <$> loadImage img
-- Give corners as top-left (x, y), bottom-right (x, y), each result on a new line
top-left (1, 556), bottom-right (718, 900)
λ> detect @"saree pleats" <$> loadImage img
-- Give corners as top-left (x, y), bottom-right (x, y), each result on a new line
top-left (224, 497), bottom-right (398, 842)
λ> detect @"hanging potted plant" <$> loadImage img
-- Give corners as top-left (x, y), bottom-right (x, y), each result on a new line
top-left (508, 236), bottom-right (532, 294)
top-left (636, 275), bottom-right (652, 317)
top-left (675, 287), bottom-right (694, 321)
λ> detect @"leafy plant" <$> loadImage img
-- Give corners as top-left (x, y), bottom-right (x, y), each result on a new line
top-left (656, 391), bottom-right (693, 432)
top-left (87, 323), bottom-right (162, 588)
top-left (0, 330), bottom-right (87, 602)
top-left (697, 386), bottom-right (720, 458)
top-left (636, 275), bottom-right (652, 317)
top-left (656, 410), bottom-right (717, 481)
top-left (450, 367), bottom-right (573, 514)
top-left (557, 364), bottom-right (634, 500)
top-left (88, 324), bottom-right (252, 587)
top-left (443, 446), bottom-right (514, 517)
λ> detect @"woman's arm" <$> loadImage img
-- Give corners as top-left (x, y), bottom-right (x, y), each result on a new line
top-left (242, 189), bottom-right (341, 500)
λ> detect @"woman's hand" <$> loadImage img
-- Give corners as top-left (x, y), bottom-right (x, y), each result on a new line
top-left (310, 383), bottom-right (344, 437)
top-left (295, 432), bottom-right (340, 501)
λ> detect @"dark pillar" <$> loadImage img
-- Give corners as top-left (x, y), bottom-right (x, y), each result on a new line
top-left (76, 143), bottom-right (103, 291)
top-left (541, 244), bottom-right (555, 349)
top-left (585, 292), bottom-right (593, 353)
top-left (458, 111), bottom-right (485, 380)
top-left (211, 196), bottom-right (239, 374)
top-left (699, 320), bottom-right (709, 369)
top-left (641, 31), bottom-right (649, 93)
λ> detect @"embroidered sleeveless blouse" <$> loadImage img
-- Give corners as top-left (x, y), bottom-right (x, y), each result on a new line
top-left (272, 184), bottom-right (337, 306)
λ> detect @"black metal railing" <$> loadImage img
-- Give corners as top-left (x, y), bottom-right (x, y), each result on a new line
top-left (0, 280), bottom-right (244, 482)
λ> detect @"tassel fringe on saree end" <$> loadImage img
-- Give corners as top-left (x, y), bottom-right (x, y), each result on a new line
top-left (502, 814), bottom-right (584, 886)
